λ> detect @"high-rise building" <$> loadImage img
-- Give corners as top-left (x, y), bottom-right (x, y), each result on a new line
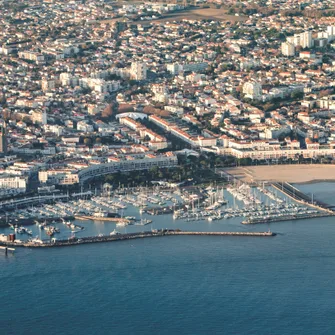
top-left (327, 26), bottom-right (335, 41)
top-left (41, 78), bottom-right (55, 92)
top-left (130, 62), bottom-right (147, 80)
top-left (281, 42), bottom-right (295, 56)
top-left (243, 81), bottom-right (262, 100)
top-left (0, 122), bottom-right (7, 155)
top-left (31, 110), bottom-right (47, 125)
top-left (300, 31), bottom-right (313, 48)
top-left (287, 35), bottom-right (301, 47)
top-left (287, 31), bottom-right (313, 49)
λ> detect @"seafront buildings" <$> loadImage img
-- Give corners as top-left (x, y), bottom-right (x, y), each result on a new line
top-left (0, 0), bottom-right (334, 195)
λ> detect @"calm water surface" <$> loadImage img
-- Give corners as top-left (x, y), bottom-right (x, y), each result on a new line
top-left (1, 184), bottom-right (335, 335)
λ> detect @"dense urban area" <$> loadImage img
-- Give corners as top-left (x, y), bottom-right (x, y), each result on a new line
top-left (0, 0), bottom-right (334, 199)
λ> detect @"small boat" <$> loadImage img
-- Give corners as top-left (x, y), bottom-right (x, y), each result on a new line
top-left (45, 228), bottom-right (54, 237)
top-left (15, 227), bottom-right (24, 234)
top-left (25, 229), bottom-right (33, 236)
top-left (116, 221), bottom-right (128, 227)
top-left (134, 218), bottom-right (152, 226)
top-left (29, 237), bottom-right (44, 244)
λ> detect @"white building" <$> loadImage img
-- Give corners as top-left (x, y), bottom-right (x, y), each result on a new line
top-left (130, 62), bottom-right (147, 80)
top-left (0, 175), bottom-right (27, 191)
top-left (243, 81), bottom-right (262, 100)
top-left (78, 153), bottom-right (178, 182)
top-left (41, 79), bottom-right (56, 92)
top-left (327, 26), bottom-right (335, 41)
top-left (281, 42), bottom-right (295, 56)
top-left (31, 110), bottom-right (47, 125)
top-left (39, 169), bottom-right (79, 185)
top-left (300, 31), bottom-right (313, 48)
top-left (77, 121), bottom-right (94, 132)
top-left (44, 124), bottom-right (63, 136)
top-left (88, 104), bottom-right (106, 115)
top-left (166, 62), bottom-right (208, 75)
top-left (18, 51), bottom-right (45, 62)
top-left (287, 31), bottom-right (313, 49)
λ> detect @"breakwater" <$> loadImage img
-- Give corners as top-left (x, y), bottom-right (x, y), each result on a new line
top-left (242, 212), bottom-right (332, 224)
top-left (0, 230), bottom-right (275, 248)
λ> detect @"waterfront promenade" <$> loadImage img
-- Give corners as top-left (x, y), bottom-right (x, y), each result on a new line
top-left (0, 230), bottom-right (275, 248)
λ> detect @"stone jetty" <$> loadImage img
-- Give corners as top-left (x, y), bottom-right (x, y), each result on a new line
top-left (0, 229), bottom-right (276, 248)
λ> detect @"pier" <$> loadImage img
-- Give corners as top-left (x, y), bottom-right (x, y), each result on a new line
top-left (0, 194), bottom-right (70, 210)
top-left (74, 215), bottom-right (130, 223)
top-left (0, 246), bottom-right (15, 255)
top-left (272, 182), bottom-right (335, 213)
top-left (0, 230), bottom-right (276, 248)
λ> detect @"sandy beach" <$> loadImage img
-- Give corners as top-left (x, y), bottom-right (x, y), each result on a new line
top-left (224, 165), bottom-right (335, 184)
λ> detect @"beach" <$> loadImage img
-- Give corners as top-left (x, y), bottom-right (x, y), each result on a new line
top-left (224, 164), bottom-right (335, 184)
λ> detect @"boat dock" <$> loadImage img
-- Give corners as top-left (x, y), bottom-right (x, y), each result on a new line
top-left (74, 215), bottom-right (130, 223)
top-left (144, 203), bottom-right (185, 215)
top-left (272, 182), bottom-right (335, 214)
top-left (0, 230), bottom-right (275, 248)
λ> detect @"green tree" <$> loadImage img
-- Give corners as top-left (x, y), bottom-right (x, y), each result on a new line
top-left (84, 138), bottom-right (92, 146)
top-left (291, 91), bottom-right (304, 100)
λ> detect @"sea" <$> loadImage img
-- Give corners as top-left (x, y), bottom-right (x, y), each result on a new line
top-left (1, 182), bottom-right (335, 335)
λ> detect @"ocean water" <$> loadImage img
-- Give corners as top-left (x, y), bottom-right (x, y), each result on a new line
top-left (1, 184), bottom-right (335, 335)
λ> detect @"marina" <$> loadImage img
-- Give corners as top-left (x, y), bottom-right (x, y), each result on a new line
top-left (0, 181), bottom-right (332, 246)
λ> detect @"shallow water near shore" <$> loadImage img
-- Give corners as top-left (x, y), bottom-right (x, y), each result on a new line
top-left (1, 183), bottom-right (335, 335)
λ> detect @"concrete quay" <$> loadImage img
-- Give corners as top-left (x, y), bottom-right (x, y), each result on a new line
top-left (0, 230), bottom-right (276, 248)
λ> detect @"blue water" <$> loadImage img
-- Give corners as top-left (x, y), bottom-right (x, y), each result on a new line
top-left (1, 184), bottom-right (335, 335)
